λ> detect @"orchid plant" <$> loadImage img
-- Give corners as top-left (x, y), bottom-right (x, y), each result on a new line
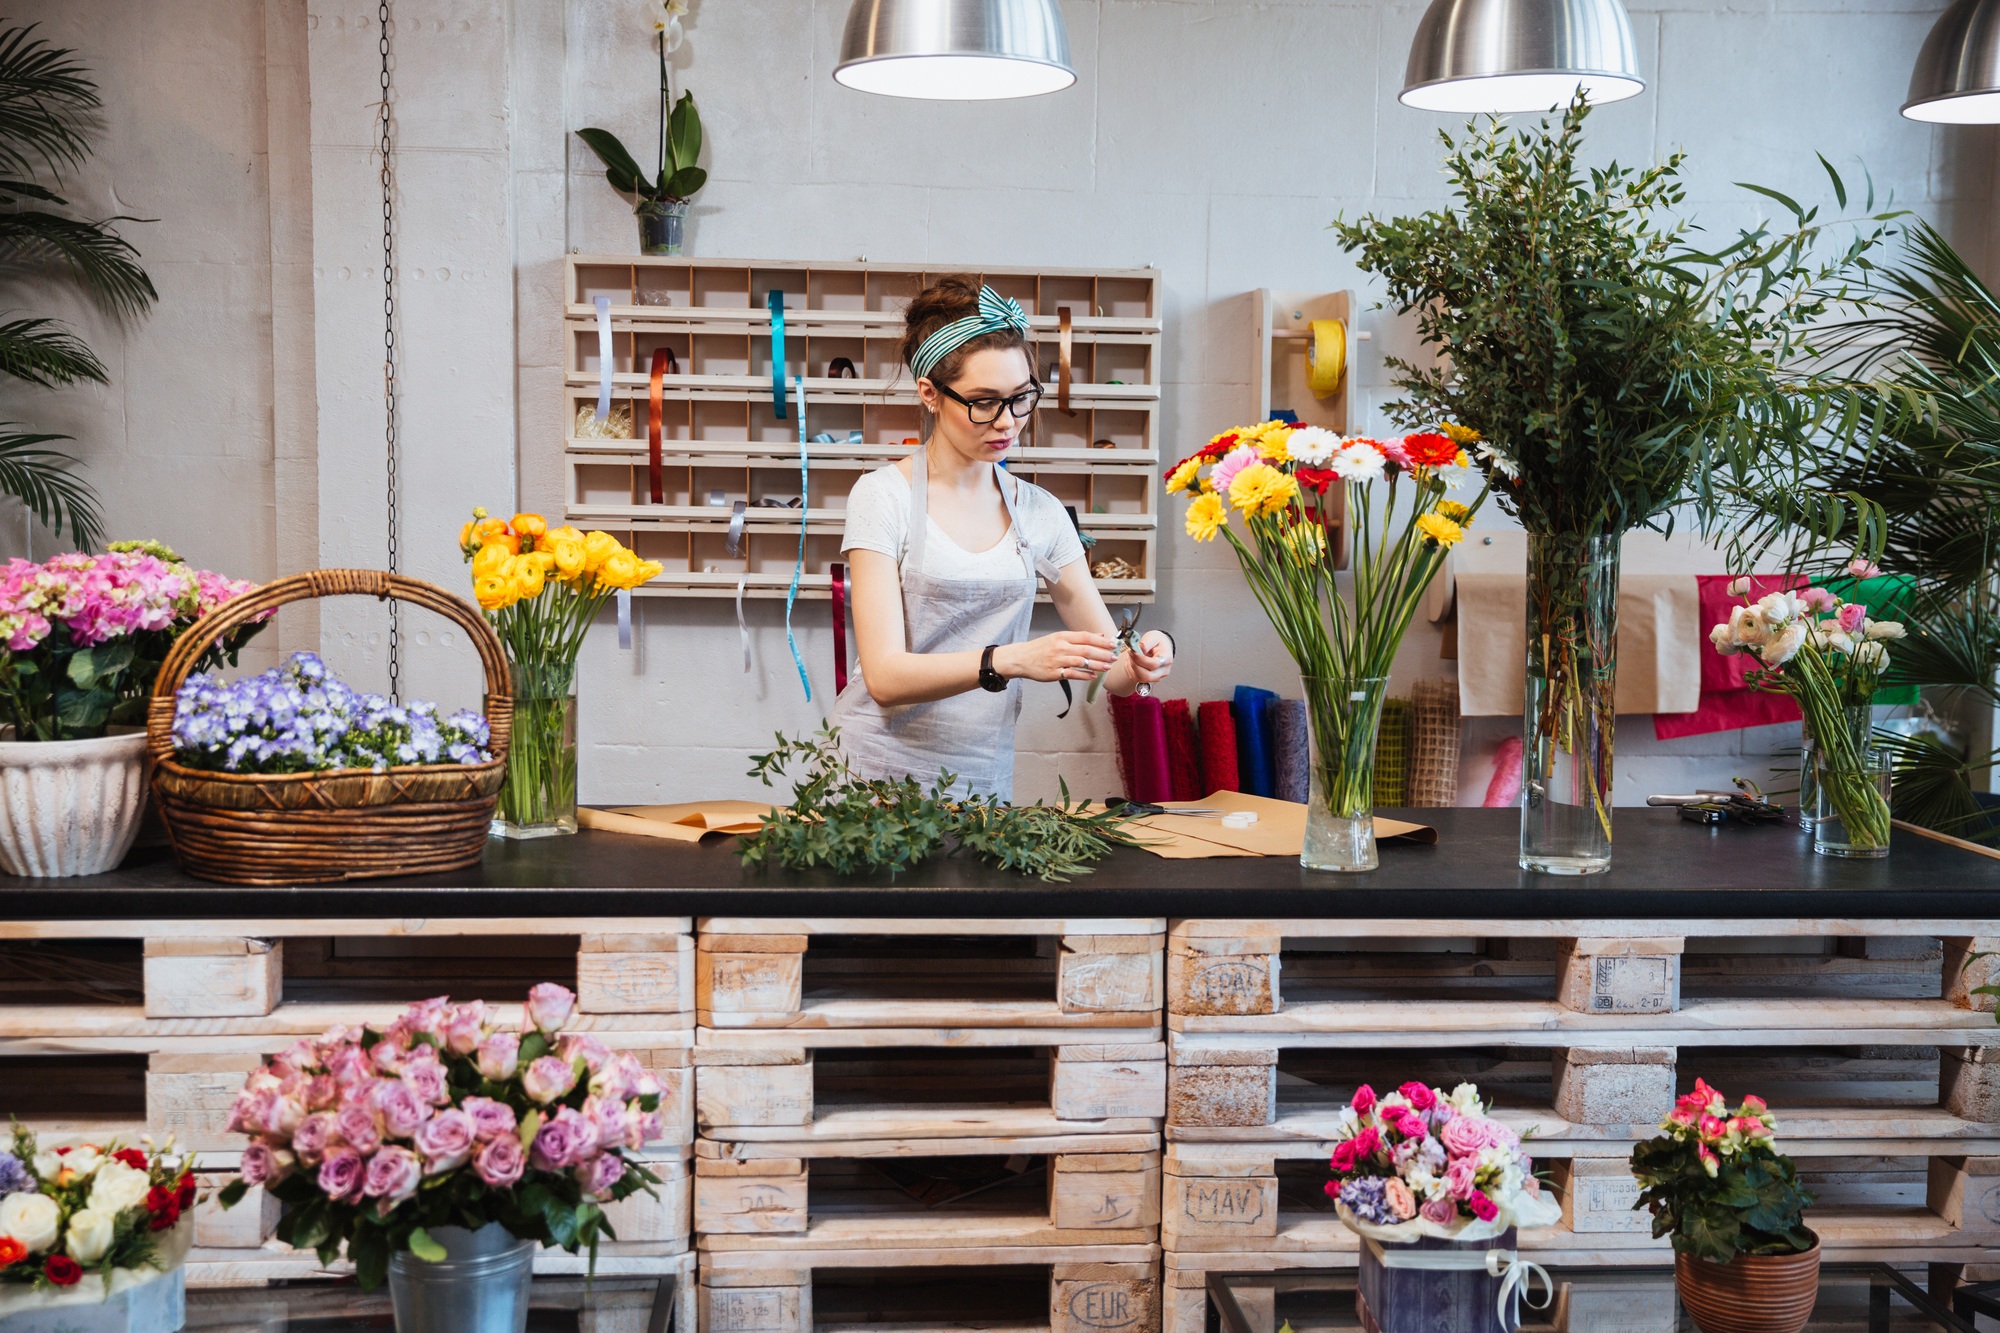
top-left (218, 984), bottom-right (666, 1290)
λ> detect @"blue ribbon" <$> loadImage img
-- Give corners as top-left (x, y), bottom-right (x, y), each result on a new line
top-left (768, 289), bottom-right (788, 420)
top-left (784, 373), bottom-right (811, 702)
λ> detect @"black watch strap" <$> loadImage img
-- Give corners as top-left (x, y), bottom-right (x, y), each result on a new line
top-left (979, 645), bottom-right (1008, 692)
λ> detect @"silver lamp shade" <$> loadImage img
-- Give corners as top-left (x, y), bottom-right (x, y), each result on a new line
top-left (1401, 0), bottom-right (1645, 113)
top-left (836, 0), bottom-right (1076, 100)
top-left (1905, 0), bottom-right (2000, 122)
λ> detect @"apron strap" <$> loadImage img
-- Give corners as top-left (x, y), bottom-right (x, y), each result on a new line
top-left (907, 445), bottom-right (930, 574)
top-left (997, 470), bottom-right (1065, 589)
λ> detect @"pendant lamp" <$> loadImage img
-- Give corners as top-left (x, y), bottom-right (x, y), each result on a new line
top-left (835, 0), bottom-right (1076, 100)
top-left (1905, 0), bottom-right (2000, 122)
top-left (1401, 0), bottom-right (1644, 113)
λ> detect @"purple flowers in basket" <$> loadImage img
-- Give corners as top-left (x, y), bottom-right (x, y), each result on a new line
top-left (173, 651), bottom-right (490, 775)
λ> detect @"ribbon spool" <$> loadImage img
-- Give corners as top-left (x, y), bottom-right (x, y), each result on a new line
top-left (1308, 318), bottom-right (1346, 399)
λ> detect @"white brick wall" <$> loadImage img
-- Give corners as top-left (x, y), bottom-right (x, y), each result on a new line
top-left (5, 0), bottom-right (1993, 807)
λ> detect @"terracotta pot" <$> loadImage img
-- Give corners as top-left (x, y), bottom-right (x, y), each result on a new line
top-left (1676, 1237), bottom-right (1821, 1333)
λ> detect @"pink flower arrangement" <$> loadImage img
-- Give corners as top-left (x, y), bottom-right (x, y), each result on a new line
top-left (1323, 1080), bottom-right (1559, 1242)
top-left (217, 983), bottom-right (665, 1289)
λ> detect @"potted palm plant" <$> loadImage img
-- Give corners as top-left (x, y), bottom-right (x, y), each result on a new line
top-left (0, 22), bottom-right (160, 548)
top-left (1630, 1080), bottom-right (1818, 1333)
top-left (576, 10), bottom-right (705, 257)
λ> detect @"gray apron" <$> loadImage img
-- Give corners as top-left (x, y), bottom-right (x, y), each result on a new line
top-left (831, 449), bottom-right (1063, 801)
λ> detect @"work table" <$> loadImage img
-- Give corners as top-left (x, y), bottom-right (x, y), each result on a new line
top-left (5, 808), bottom-right (1996, 922)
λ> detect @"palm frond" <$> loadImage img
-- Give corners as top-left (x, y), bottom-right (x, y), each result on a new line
top-left (0, 206), bottom-right (157, 315)
top-left (0, 425), bottom-right (99, 548)
top-left (0, 24), bottom-right (98, 182)
top-left (0, 315), bottom-right (105, 386)
top-left (1884, 731), bottom-right (2000, 844)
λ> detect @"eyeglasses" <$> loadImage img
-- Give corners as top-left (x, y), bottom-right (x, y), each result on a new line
top-left (933, 379), bottom-right (1044, 426)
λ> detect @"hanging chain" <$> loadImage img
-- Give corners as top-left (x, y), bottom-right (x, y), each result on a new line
top-left (378, 0), bottom-right (400, 701)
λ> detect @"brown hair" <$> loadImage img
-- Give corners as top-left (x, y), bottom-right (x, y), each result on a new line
top-left (900, 274), bottom-right (1032, 387)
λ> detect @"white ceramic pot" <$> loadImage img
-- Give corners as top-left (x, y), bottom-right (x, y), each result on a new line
top-left (0, 731), bottom-right (149, 877)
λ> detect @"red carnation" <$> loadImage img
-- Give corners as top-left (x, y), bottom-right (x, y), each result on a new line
top-left (43, 1255), bottom-right (82, 1287)
top-left (112, 1148), bottom-right (148, 1170)
top-left (146, 1185), bottom-right (182, 1230)
top-left (176, 1173), bottom-right (197, 1210)
top-left (1402, 433), bottom-right (1459, 468)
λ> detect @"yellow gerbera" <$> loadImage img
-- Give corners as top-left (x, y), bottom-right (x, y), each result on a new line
top-left (1437, 499), bottom-right (1472, 524)
top-left (1228, 462), bottom-right (1279, 514)
top-left (1185, 492), bottom-right (1227, 542)
top-left (1416, 513), bottom-right (1465, 548)
top-left (1440, 422), bottom-right (1483, 446)
top-left (1250, 422), bottom-right (1294, 464)
top-left (1166, 457), bottom-right (1201, 494)
top-left (1283, 521), bottom-right (1326, 566)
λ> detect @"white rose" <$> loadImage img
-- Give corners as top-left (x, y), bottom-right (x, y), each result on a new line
top-left (87, 1161), bottom-right (150, 1215)
top-left (31, 1151), bottom-right (61, 1180)
top-left (64, 1208), bottom-right (114, 1264)
top-left (0, 1192), bottom-right (60, 1253)
top-left (1866, 620), bottom-right (1906, 641)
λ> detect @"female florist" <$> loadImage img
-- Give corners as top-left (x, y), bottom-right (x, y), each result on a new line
top-left (6, 3), bottom-right (2000, 1332)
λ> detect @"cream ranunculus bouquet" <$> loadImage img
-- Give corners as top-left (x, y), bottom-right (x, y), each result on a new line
top-left (1325, 1082), bottom-right (1561, 1243)
top-left (0, 1125), bottom-right (195, 1302)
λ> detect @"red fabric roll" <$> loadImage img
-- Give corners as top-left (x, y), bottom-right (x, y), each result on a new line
top-left (1163, 699), bottom-right (1202, 802)
top-left (1113, 693), bottom-right (1173, 804)
top-left (1198, 700), bottom-right (1240, 795)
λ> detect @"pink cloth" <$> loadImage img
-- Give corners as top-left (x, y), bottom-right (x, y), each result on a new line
top-left (1482, 736), bottom-right (1523, 807)
top-left (1652, 574), bottom-right (1805, 740)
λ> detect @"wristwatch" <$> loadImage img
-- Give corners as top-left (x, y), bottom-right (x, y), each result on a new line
top-left (979, 645), bottom-right (1008, 692)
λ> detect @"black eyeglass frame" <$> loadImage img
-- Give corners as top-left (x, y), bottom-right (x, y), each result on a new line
top-left (931, 378), bottom-right (1045, 426)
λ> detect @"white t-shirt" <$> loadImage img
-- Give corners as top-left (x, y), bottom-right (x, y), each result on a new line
top-left (841, 463), bottom-right (1087, 581)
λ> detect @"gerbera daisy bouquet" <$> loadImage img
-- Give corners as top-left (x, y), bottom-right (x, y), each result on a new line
top-left (1166, 420), bottom-right (1486, 868)
top-left (1324, 1081), bottom-right (1559, 1244)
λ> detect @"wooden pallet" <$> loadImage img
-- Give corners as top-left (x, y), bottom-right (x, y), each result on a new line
top-left (695, 1041), bottom-right (1165, 1143)
top-left (697, 919), bottom-right (1164, 1035)
top-left (183, 1268), bottom-right (690, 1333)
top-left (694, 1136), bottom-right (1162, 1249)
top-left (0, 917), bottom-right (696, 1021)
top-left (698, 1250), bottom-right (1160, 1333)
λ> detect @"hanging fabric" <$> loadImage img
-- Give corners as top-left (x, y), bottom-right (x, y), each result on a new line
top-left (783, 373), bottom-right (811, 701)
top-left (1057, 306), bottom-right (1076, 416)
top-left (647, 346), bottom-right (671, 504)
top-left (831, 561), bottom-right (849, 695)
top-left (768, 289), bottom-right (788, 419)
top-left (594, 296), bottom-right (615, 422)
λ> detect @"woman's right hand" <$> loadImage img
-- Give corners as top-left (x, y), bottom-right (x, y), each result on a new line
top-left (996, 632), bottom-right (1118, 683)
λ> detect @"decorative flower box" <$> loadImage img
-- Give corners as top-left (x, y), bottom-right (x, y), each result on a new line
top-left (1356, 1228), bottom-right (1517, 1333)
top-left (0, 1223), bottom-right (188, 1333)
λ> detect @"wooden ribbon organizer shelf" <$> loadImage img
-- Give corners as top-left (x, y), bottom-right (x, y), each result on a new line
top-left (562, 257), bottom-right (1163, 604)
top-left (145, 570), bottom-right (512, 885)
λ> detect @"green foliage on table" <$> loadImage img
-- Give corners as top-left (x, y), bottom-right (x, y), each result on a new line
top-left (741, 725), bottom-right (1142, 882)
top-left (1330, 94), bottom-right (1896, 560)
top-left (0, 23), bottom-right (159, 548)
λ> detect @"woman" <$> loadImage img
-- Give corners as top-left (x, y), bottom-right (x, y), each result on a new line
top-left (830, 277), bottom-right (1174, 800)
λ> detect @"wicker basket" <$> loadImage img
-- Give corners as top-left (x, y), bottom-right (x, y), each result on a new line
top-left (145, 569), bottom-right (513, 885)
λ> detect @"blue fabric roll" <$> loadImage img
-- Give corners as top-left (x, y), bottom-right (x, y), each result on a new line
top-left (1272, 698), bottom-right (1309, 804)
top-left (1234, 686), bottom-right (1278, 798)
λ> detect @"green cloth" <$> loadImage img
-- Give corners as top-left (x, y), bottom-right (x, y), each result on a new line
top-left (1823, 574), bottom-right (1919, 706)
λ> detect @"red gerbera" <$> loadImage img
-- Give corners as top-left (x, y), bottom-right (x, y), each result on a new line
top-left (43, 1255), bottom-right (82, 1287)
top-left (1293, 467), bottom-right (1338, 494)
top-left (1401, 432), bottom-right (1459, 468)
top-left (112, 1148), bottom-right (149, 1170)
top-left (1199, 431), bottom-right (1241, 460)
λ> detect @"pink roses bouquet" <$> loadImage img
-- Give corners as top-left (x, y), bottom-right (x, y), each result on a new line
top-left (1324, 1081), bottom-right (1559, 1242)
top-left (216, 983), bottom-right (664, 1289)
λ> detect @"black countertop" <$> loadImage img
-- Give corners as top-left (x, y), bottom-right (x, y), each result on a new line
top-left (3, 809), bottom-right (1998, 922)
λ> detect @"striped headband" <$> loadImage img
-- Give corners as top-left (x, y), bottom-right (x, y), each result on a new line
top-left (909, 286), bottom-right (1031, 382)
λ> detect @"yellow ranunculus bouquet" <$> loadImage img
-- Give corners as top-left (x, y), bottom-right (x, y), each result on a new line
top-left (458, 509), bottom-right (660, 835)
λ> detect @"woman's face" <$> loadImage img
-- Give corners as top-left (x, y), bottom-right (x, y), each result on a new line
top-left (920, 346), bottom-right (1037, 465)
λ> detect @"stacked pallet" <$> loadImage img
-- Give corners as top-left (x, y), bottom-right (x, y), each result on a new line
top-left (1160, 919), bottom-right (2000, 1333)
top-left (0, 917), bottom-right (698, 1320)
top-left (691, 918), bottom-right (1168, 1333)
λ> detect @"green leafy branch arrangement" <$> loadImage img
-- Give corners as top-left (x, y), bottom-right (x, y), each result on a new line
top-left (740, 725), bottom-right (1142, 882)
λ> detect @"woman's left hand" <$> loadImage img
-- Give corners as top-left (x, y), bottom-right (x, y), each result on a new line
top-left (1127, 630), bottom-right (1174, 687)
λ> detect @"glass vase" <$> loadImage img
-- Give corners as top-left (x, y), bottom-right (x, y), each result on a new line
top-left (1301, 675), bottom-right (1390, 873)
top-left (1812, 742), bottom-right (1892, 860)
top-left (1520, 532), bottom-right (1619, 875)
top-left (493, 659), bottom-right (577, 839)
top-left (637, 199), bottom-right (688, 256)
top-left (1798, 704), bottom-right (1870, 835)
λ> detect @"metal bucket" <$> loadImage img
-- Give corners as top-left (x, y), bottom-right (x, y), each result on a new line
top-left (387, 1224), bottom-right (536, 1333)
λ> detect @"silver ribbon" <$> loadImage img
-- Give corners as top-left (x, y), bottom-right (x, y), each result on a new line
top-left (593, 295), bottom-right (614, 422)
top-left (1367, 1241), bottom-right (1554, 1331)
top-left (616, 587), bottom-right (632, 650)
top-left (726, 499), bottom-right (747, 557)
top-left (736, 576), bottom-right (751, 672)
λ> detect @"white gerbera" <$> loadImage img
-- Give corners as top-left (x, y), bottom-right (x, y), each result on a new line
top-left (1285, 426), bottom-right (1340, 467)
top-left (1328, 441), bottom-right (1386, 483)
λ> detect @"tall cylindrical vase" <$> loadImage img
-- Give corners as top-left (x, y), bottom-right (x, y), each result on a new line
top-left (1521, 533), bottom-right (1619, 875)
top-left (1798, 704), bottom-right (1869, 835)
top-left (492, 659), bottom-right (577, 839)
top-left (388, 1223), bottom-right (535, 1333)
top-left (1301, 675), bottom-right (1389, 873)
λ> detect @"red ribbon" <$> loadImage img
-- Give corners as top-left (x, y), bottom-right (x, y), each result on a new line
top-left (647, 347), bottom-right (670, 505)
top-left (831, 562), bottom-right (849, 695)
